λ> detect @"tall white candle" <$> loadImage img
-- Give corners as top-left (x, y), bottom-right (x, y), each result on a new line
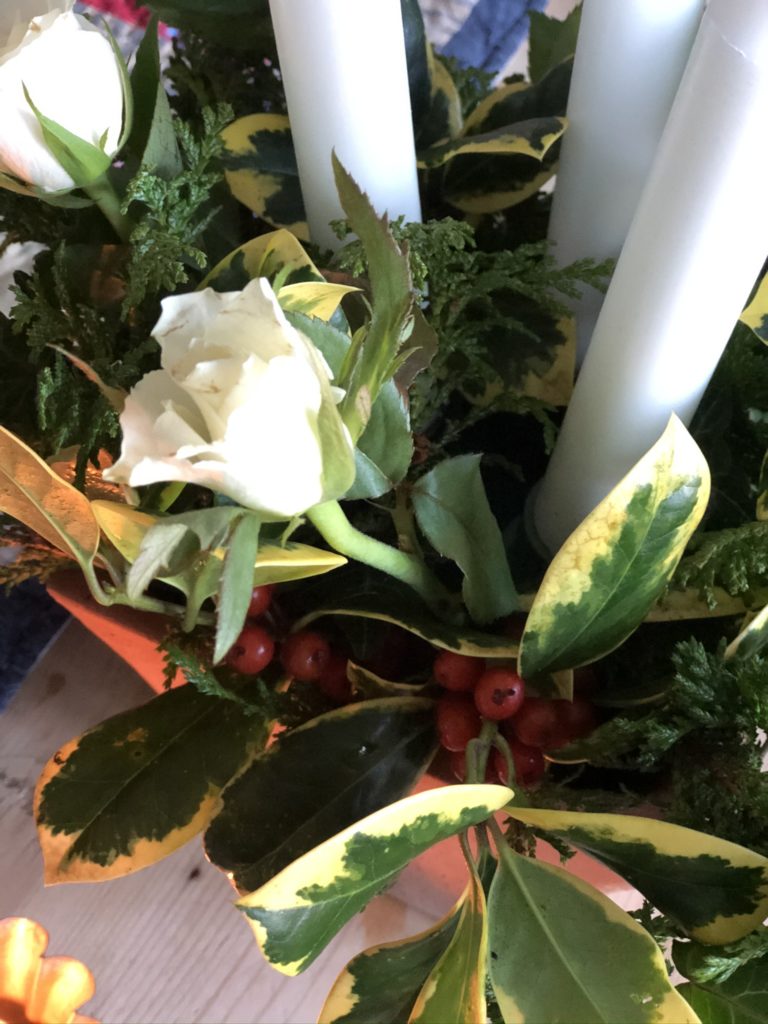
top-left (548, 0), bottom-right (705, 365)
top-left (535, 0), bottom-right (768, 554)
top-left (268, 0), bottom-right (422, 251)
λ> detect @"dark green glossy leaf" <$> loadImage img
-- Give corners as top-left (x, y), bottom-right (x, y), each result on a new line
top-left (401, 0), bottom-right (432, 142)
top-left (204, 698), bottom-right (437, 893)
top-left (144, 0), bottom-right (274, 49)
top-left (35, 686), bottom-right (270, 883)
top-left (464, 59), bottom-right (573, 134)
top-left (293, 566), bottom-right (520, 657)
top-left (528, 6), bottom-right (582, 83)
top-left (675, 944), bottom-right (768, 1023)
top-left (488, 847), bottom-right (698, 1023)
top-left (412, 454), bottom-right (517, 624)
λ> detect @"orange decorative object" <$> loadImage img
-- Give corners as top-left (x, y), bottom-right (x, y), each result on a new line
top-left (0, 918), bottom-right (98, 1024)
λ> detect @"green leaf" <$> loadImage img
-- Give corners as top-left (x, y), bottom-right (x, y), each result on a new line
top-left (418, 49), bottom-right (463, 148)
top-left (34, 685), bottom-right (269, 883)
top-left (506, 808), bottom-right (768, 945)
top-left (319, 899), bottom-right (461, 1024)
top-left (347, 661), bottom-right (431, 700)
top-left (758, 452), bottom-right (768, 522)
top-left (528, 6), bottom-right (583, 84)
top-left (401, 0), bottom-right (432, 144)
top-left (293, 567), bottom-right (521, 657)
top-left (202, 228), bottom-right (324, 292)
top-left (412, 454), bottom-right (517, 624)
top-left (333, 156), bottom-right (414, 442)
top-left (418, 118), bottom-right (565, 170)
top-left (23, 85), bottom-right (112, 187)
top-left (91, 500), bottom-right (346, 591)
top-left (236, 784), bottom-right (512, 974)
top-left (488, 846), bottom-right (699, 1023)
top-left (520, 415), bottom-right (711, 677)
top-left (220, 114), bottom-right (308, 239)
top-left (464, 59), bottom-right (573, 134)
top-left (214, 513), bottom-right (261, 663)
top-left (347, 380), bottom-right (413, 500)
top-left (409, 852), bottom-right (487, 1023)
top-left (675, 945), bottom-right (768, 1023)
top-left (440, 118), bottom-right (565, 213)
top-left (0, 426), bottom-right (100, 571)
top-left (204, 698), bottom-right (437, 894)
top-left (126, 16), bottom-right (182, 178)
top-left (144, 0), bottom-right (274, 49)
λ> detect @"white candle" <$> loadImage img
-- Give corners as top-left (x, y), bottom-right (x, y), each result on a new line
top-left (548, 0), bottom-right (705, 365)
top-left (535, 0), bottom-right (768, 553)
top-left (268, 0), bottom-right (422, 251)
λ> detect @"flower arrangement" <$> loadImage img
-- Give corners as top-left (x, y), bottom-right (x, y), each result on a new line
top-left (1, 2), bottom-right (768, 1022)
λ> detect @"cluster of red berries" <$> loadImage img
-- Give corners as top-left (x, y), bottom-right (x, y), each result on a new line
top-left (433, 651), bottom-right (597, 789)
top-left (225, 586), bottom-right (351, 703)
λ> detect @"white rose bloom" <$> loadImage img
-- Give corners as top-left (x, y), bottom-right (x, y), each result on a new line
top-left (0, 1), bottom-right (125, 193)
top-left (104, 279), bottom-right (357, 520)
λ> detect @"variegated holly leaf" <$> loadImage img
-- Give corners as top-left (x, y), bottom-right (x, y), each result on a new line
top-left (236, 784), bottom-right (511, 974)
top-left (0, 427), bottom-right (100, 571)
top-left (293, 567), bottom-right (519, 658)
top-left (488, 845), bottom-right (699, 1023)
top-left (204, 698), bottom-right (437, 893)
top-left (202, 228), bottom-right (321, 291)
top-left (520, 416), bottom-right (711, 677)
top-left (506, 808), bottom-right (768, 945)
top-left (757, 451), bottom-right (768, 521)
top-left (409, 853), bottom-right (487, 1024)
top-left (319, 901), bottom-right (461, 1023)
top-left (35, 686), bottom-right (270, 884)
top-left (528, 7), bottom-right (582, 83)
top-left (464, 59), bottom-right (573, 135)
top-left (417, 48), bottom-right (462, 149)
top-left (725, 603), bottom-right (768, 662)
top-left (220, 114), bottom-right (308, 238)
top-left (440, 118), bottom-right (565, 214)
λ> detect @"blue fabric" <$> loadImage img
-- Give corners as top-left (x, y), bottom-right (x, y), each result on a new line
top-left (0, 581), bottom-right (69, 712)
top-left (442, 0), bottom-right (548, 72)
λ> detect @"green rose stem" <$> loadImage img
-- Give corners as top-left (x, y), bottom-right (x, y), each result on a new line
top-left (81, 561), bottom-right (214, 625)
top-left (306, 500), bottom-right (454, 613)
top-left (84, 173), bottom-right (133, 243)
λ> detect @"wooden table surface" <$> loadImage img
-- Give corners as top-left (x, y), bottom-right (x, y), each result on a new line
top-left (0, 622), bottom-right (454, 1024)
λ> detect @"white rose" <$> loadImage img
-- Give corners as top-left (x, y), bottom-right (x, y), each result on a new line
top-left (104, 279), bottom-right (357, 520)
top-left (0, 1), bottom-right (125, 193)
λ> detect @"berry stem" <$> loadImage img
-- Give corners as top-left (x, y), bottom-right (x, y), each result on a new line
top-left (306, 500), bottom-right (455, 614)
top-left (465, 719), bottom-right (498, 784)
top-left (492, 732), bottom-right (530, 807)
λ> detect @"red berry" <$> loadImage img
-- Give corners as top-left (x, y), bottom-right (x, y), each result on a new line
top-left (247, 584), bottom-right (274, 619)
top-left (510, 697), bottom-right (569, 749)
top-left (281, 630), bottom-right (331, 681)
top-left (493, 741), bottom-right (546, 788)
top-left (474, 667), bottom-right (525, 721)
top-left (433, 650), bottom-right (485, 692)
top-left (316, 651), bottom-right (353, 704)
top-left (226, 624), bottom-right (275, 675)
top-left (436, 695), bottom-right (482, 752)
top-left (559, 696), bottom-right (598, 742)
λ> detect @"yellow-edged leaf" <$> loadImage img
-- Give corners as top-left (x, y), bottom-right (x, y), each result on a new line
top-left (236, 784), bottom-right (512, 975)
top-left (0, 426), bottom-right (100, 568)
top-left (506, 807), bottom-right (768, 945)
